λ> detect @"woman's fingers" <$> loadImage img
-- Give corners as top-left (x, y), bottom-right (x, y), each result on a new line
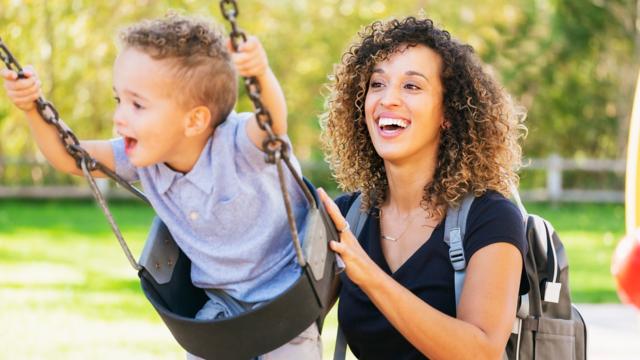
top-left (318, 188), bottom-right (350, 233)
top-left (330, 239), bottom-right (347, 254)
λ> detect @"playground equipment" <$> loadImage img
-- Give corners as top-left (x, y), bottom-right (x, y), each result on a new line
top-left (612, 71), bottom-right (640, 309)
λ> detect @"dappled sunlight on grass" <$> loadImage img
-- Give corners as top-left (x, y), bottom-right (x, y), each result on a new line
top-left (0, 262), bottom-right (86, 285)
top-left (1, 289), bottom-right (182, 359)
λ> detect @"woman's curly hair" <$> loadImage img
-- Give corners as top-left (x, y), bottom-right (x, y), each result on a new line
top-left (321, 16), bottom-right (526, 215)
top-left (119, 13), bottom-right (236, 126)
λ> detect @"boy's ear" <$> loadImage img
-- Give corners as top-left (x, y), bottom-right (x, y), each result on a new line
top-left (184, 106), bottom-right (212, 137)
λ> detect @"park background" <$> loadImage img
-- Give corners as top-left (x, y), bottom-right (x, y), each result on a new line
top-left (0, 0), bottom-right (636, 358)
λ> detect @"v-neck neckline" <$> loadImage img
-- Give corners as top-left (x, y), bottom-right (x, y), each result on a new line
top-left (371, 209), bottom-right (444, 276)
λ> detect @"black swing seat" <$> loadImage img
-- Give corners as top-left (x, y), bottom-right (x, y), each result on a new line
top-left (137, 180), bottom-right (339, 360)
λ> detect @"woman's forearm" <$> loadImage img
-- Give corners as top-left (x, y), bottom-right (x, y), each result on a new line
top-left (360, 267), bottom-right (503, 360)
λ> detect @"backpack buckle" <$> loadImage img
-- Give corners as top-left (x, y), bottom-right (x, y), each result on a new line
top-left (448, 228), bottom-right (467, 271)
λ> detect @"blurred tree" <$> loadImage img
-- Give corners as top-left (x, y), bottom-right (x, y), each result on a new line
top-left (0, 0), bottom-right (636, 188)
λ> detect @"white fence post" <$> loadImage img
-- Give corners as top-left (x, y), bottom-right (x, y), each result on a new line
top-left (547, 153), bottom-right (563, 202)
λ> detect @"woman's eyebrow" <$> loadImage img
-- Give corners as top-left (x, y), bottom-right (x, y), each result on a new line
top-left (371, 68), bottom-right (430, 83)
top-left (406, 70), bottom-right (429, 82)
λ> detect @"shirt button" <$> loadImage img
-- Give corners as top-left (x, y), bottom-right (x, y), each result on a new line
top-left (189, 211), bottom-right (199, 221)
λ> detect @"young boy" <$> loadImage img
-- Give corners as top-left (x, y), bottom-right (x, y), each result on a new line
top-left (1, 14), bottom-right (320, 359)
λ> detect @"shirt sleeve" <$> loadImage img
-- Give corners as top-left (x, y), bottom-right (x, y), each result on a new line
top-left (464, 191), bottom-right (529, 294)
top-left (110, 138), bottom-right (139, 182)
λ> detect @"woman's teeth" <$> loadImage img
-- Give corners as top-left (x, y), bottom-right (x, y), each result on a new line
top-left (379, 117), bottom-right (408, 130)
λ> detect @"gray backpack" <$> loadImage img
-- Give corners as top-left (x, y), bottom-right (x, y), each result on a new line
top-left (334, 192), bottom-right (587, 360)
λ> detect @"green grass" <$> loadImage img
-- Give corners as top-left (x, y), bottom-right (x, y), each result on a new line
top-left (0, 199), bottom-right (625, 358)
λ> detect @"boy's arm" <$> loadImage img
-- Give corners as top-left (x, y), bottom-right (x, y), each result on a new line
top-left (2, 68), bottom-right (114, 177)
top-left (230, 36), bottom-right (288, 149)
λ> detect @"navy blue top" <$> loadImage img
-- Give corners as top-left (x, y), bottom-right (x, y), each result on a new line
top-left (336, 191), bottom-right (529, 360)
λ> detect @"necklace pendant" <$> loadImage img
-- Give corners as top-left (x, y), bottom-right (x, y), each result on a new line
top-left (382, 235), bottom-right (398, 242)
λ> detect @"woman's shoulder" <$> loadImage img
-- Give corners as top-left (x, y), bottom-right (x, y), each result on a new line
top-left (464, 189), bottom-right (527, 257)
top-left (471, 190), bottom-right (521, 220)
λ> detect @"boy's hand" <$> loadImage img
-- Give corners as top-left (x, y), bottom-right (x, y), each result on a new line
top-left (229, 36), bottom-right (269, 79)
top-left (1, 66), bottom-right (41, 112)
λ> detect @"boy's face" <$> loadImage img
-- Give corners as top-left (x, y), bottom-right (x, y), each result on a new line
top-left (112, 48), bottom-right (191, 168)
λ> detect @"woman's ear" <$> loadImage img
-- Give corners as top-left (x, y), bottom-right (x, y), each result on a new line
top-left (184, 106), bottom-right (212, 137)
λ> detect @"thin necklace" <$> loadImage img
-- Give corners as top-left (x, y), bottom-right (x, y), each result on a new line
top-left (380, 208), bottom-right (423, 242)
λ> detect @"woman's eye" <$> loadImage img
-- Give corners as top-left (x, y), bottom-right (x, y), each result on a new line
top-left (369, 80), bottom-right (384, 88)
top-left (405, 83), bottom-right (421, 90)
top-left (133, 101), bottom-right (143, 110)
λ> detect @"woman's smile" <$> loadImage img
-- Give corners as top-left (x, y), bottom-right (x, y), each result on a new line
top-left (376, 114), bottom-right (411, 138)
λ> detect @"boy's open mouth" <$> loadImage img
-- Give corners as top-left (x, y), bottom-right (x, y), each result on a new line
top-left (124, 136), bottom-right (138, 154)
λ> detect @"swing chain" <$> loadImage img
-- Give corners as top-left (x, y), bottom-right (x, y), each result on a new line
top-left (219, 0), bottom-right (286, 163)
top-left (0, 37), bottom-right (99, 171)
top-left (0, 38), bottom-right (148, 271)
top-left (218, 2), bottom-right (315, 206)
top-left (219, 1), bottom-right (321, 268)
top-left (0, 38), bottom-right (23, 76)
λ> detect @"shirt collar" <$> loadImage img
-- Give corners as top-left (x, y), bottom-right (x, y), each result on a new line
top-left (154, 137), bottom-right (214, 194)
top-left (155, 163), bottom-right (179, 194)
top-left (183, 137), bottom-right (214, 194)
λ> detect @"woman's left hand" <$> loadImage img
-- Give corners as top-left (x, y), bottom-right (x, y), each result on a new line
top-left (318, 188), bottom-right (381, 288)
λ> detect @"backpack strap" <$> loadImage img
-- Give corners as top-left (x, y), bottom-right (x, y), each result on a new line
top-left (334, 193), bottom-right (367, 360)
top-left (345, 194), bottom-right (367, 239)
top-left (444, 194), bottom-right (475, 307)
top-left (509, 183), bottom-right (528, 221)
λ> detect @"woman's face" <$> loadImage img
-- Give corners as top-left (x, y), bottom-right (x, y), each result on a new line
top-left (364, 44), bottom-right (445, 166)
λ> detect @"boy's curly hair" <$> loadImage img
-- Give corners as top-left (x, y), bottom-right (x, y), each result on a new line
top-left (120, 13), bottom-right (236, 126)
top-left (321, 17), bottom-right (526, 215)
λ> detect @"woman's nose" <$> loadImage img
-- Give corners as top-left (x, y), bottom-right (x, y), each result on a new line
top-left (380, 87), bottom-right (401, 107)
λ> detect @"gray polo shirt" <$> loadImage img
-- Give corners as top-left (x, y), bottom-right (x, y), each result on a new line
top-left (111, 112), bottom-right (308, 303)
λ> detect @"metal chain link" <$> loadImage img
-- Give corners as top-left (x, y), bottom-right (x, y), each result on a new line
top-left (1, 39), bottom-right (91, 170)
top-left (0, 37), bottom-right (146, 271)
top-left (219, 1), bottom-right (318, 267)
top-left (219, 0), bottom-right (280, 162)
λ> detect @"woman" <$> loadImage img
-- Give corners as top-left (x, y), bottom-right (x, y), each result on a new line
top-left (317, 16), bottom-right (528, 359)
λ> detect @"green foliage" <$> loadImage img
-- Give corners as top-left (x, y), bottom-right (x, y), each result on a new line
top-left (0, 0), bottom-right (636, 186)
